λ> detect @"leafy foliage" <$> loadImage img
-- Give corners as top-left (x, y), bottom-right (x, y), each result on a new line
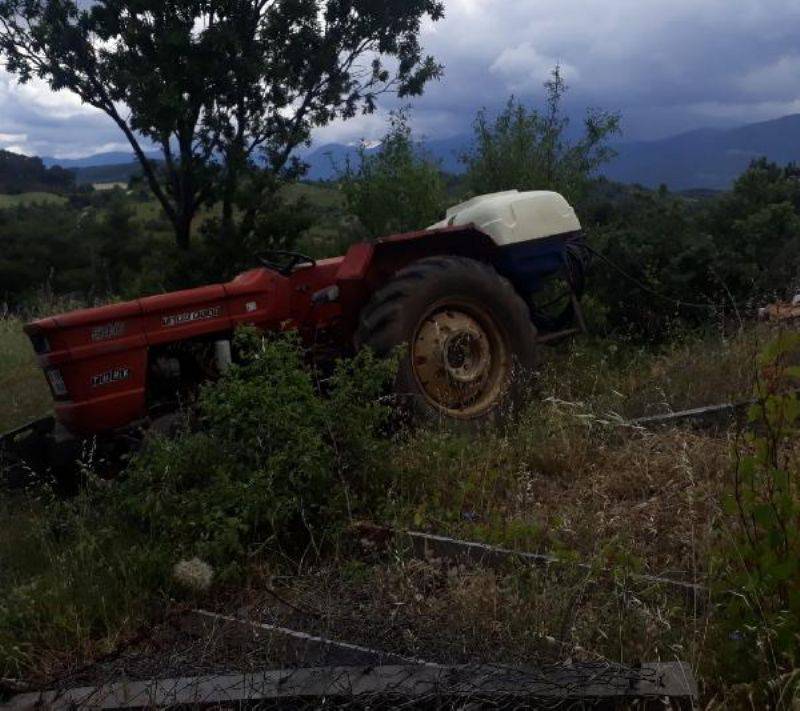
top-left (700, 160), bottom-right (800, 298)
top-left (584, 184), bottom-right (719, 337)
top-left (0, 330), bottom-right (398, 673)
top-left (585, 160), bottom-right (800, 338)
top-left (714, 332), bottom-right (800, 700)
top-left (0, 0), bottom-right (444, 248)
top-left (0, 195), bottom-right (145, 305)
top-left (119, 330), bottom-right (399, 569)
top-left (0, 150), bottom-right (74, 193)
top-left (463, 66), bottom-right (620, 204)
top-left (340, 111), bottom-right (446, 237)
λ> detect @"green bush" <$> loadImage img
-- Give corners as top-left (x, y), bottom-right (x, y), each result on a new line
top-left (340, 110), bottom-right (446, 238)
top-left (463, 66), bottom-right (620, 205)
top-left (0, 331), bottom-right (397, 675)
top-left (714, 332), bottom-right (800, 700)
top-left (119, 330), bottom-right (399, 570)
top-left (585, 161), bottom-right (800, 339)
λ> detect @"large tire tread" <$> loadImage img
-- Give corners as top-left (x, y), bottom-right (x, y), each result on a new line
top-left (356, 256), bottom-right (537, 428)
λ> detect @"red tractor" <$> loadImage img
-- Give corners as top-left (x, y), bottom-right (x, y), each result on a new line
top-left (2, 190), bottom-right (588, 471)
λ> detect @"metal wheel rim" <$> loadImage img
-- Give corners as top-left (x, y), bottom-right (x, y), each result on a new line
top-left (410, 298), bottom-right (511, 419)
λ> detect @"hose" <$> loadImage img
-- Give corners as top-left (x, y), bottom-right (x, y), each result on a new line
top-left (582, 244), bottom-right (718, 311)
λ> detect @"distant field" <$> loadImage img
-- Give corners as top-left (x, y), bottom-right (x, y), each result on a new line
top-left (0, 319), bottom-right (51, 432)
top-left (126, 181), bottom-right (347, 248)
top-left (0, 192), bottom-right (68, 208)
top-left (283, 181), bottom-right (344, 209)
top-left (127, 181), bottom-right (342, 220)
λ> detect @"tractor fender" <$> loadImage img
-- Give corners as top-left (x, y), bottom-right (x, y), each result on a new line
top-left (335, 224), bottom-right (500, 321)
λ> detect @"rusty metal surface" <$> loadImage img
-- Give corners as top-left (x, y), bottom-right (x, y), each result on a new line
top-left (411, 301), bottom-right (510, 419)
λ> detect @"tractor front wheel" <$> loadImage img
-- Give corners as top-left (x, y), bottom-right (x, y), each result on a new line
top-left (356, 256), bottom-right (537, 428)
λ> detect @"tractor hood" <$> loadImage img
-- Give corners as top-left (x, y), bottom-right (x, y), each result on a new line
top-left (428, 190), bottom-right (581, 247)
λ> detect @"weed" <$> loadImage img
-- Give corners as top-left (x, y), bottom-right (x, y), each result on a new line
top-left (711, 330), bottom-right (800, 705)
top-left (0, 331), bottom-right (397, 678)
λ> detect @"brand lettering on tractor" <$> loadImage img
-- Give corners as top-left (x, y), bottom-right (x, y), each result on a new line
top-left (91, 367), bottom-right (131, 388)
top-left (162, 306), bottom-right (222, 327)
top-left (91, 321), bottom-right (125, 342)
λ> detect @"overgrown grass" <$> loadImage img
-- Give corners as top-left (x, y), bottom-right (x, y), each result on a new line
top-left (387, 406), bottom-right (729, 577)
top-left (0, 192), bottom-right (68, 209)
top-left (0, 331), bottom-right (399, 680)
top-left (539, 324), bottom-right (765, 418)
top-left (0, 318), bottom-right (51, 432)
top-left (1, 322), bottom-right (798, 707)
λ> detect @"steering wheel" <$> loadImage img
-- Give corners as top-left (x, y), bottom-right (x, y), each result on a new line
top-left (258, 250), bottom-right (317, 276)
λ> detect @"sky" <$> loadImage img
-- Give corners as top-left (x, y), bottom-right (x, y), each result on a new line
top-left (1, 0), bottom-right (800, 159)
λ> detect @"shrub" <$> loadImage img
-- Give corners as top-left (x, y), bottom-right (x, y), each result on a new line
top-left (714, 331), bottom-right (800, 700)
top-left (118, 330), bottom-right (398, 572)
top-left (0, 331), bottom-right (398, 675)
top-left (340, 110), bottom-right (446, 238)
top-left (463, 66), bottom-right (620, 205)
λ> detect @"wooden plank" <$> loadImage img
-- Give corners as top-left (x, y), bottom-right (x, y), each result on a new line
top-left (4, 662), bottom-right (697, 709)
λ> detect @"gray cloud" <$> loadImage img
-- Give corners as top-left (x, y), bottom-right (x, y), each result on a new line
top-left (2, 0), bottom-right (800, 157)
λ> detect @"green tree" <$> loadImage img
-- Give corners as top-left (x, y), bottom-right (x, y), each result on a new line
top-left (584, 159), bottom-right (800, 340)
top-left (585, 184), bottom-right (717, 338)
top-left (0, 149), bottom-right (74, 193)
top-left (702, 159), bottom-right (800, 299)
top-left (0, 0), bottom-right (444, 250)
top-left (463, 65), bottom-right (620, 204)
top-left (340, 111), bottom-right (445, 237)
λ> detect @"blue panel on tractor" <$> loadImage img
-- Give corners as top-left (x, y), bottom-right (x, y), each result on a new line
top-left (495, 233), bottom-right (574, 293)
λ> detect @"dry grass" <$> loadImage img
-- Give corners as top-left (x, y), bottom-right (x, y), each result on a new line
top-left (541, 325), bottom-right (767, 418)
top-left (0, 317), bottom-right (51, 432)
top-left (1, 320), bottom-right (793, 706)
top-left (387, 403), bottom-right (730, 581)
top-left (208, 549), bottom-right (710, 698)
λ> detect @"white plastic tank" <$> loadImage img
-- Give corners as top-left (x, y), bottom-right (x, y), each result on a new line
top-left (429, 190), bottom-right (581, 247)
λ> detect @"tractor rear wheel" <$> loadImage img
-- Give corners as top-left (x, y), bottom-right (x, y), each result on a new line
top-left (356, 256), bottom-right (538, 428)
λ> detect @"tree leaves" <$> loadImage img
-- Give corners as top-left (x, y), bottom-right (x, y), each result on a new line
top-left (0, 0), bottom-right (444, 248)
top-left (462, 65), bottom-right (621, 205)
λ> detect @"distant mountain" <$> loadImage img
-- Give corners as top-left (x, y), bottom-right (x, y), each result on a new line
top-left (303, 134), bottom-right (472, 181)
top-left (41, 150), bottom-right (159, 169)
top-left (71, 162), bottom-right (147, 185)
top-left (36, 114), bottom-right (800, 191)
top-left (303, 115), bottom-right (800, 188)
top-left (604, 114), bottom-right (800, 190)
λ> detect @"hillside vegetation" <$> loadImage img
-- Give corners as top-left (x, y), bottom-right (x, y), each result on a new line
top-left (0, 318), bottom-right (51, 431)
top-left (0, 150), bottom-right (74, 194)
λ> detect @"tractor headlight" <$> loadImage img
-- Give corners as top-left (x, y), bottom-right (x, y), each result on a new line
top-left (46, 368), bottom-right (68, 398)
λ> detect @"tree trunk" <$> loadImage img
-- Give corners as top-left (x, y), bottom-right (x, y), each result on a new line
top-left (176, 212), bottom-right (192, 250)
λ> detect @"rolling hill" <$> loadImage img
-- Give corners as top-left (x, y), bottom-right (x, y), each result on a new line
top-left (36, 113), bottom-right (800, 191)
top-left (294, 114), bottom-right (800, 188)
top-left (604, 114), bottom-right (800, 190)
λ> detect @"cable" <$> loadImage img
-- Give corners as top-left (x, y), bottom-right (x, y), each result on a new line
top-left (584, 244), bottom-right (719, 311)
